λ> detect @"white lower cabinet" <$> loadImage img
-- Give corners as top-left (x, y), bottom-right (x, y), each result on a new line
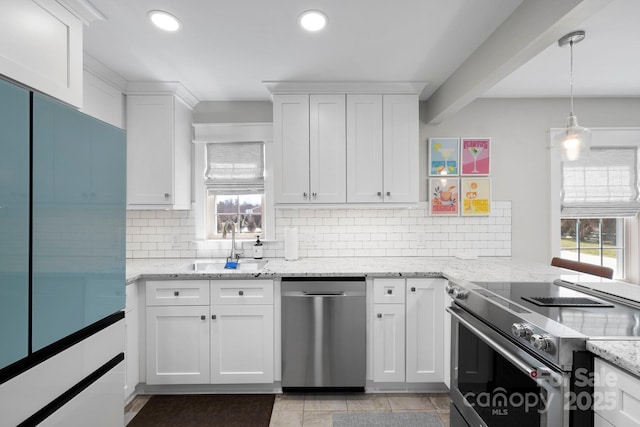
top-left (406, 278), bottom-right (445, 383)
top-left (145, 279), bottom-right (274, 386)
top-left (211, 305), bottom-right (274, 384)
top-left (594, 358), bottom-right (640, 427)
top-left (146, 305), bottom-right (211, 385)
top-left (371, 278), bottom-right (445, 385)
top-left (372, 303), bottom-right (406, 382)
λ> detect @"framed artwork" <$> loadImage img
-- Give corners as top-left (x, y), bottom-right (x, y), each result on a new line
top-left (461, 137), bottom-right (490, 175)
top-left (461, 178), bottom-right (491, 216)
top-left (429, 178), bottom-right (459, 216)
top-left (428, 137), bottom-right (459, 176)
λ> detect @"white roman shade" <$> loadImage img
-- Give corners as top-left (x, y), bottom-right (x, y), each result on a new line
top-left (561, 147), bottom-right (640, 218)
top-left (205, 142), bottom-right (264, 193)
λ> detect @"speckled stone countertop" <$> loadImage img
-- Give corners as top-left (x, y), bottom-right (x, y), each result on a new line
top-left (587, 341), bottom-right (640, 377)
top-left (126, 256), bottom-right (640, 375)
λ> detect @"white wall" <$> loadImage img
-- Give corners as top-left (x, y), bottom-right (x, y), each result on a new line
top-left (420, 97), bottom-right (640, 263)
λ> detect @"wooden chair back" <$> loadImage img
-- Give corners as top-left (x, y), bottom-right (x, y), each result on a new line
top-left (550, 257), bottom-right (614, 279)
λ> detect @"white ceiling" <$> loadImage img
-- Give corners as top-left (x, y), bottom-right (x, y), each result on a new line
top-left (81, 0), bottom-right (640, 106)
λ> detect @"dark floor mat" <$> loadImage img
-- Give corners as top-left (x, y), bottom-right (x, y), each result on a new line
top-left (128, 394), bottom-right (275, 427)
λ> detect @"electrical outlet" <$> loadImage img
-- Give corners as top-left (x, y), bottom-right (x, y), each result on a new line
top-left (171, 234), bottom-right (181, 248)
top-left (305, 234), bottom-right (319, 249)
top-left (416, 232), bottom-right (426, 248)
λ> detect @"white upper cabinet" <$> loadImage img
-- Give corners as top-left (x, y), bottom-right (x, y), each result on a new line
top-left (273, 94), bottom-right (310, 204)
top-left (346, 94), bottom-right (384, 202)
top-left (126, 90), bottom-right (194, 209)
top-left (382, 95), bottom-right (419, 203)
top-left (273, 94), bottom-right (346, 204)
top-left (269, 83), bottom-right (423, 205)
top-left (0, 0), bottom-right (83, 107)
top-left (309, 94), bottom-right (347, 203)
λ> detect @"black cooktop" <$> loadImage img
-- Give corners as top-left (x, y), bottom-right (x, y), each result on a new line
top-left (521, 296), bottom-right (614, 308)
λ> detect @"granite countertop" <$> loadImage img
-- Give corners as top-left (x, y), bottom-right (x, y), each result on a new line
top-left (126, 255), bottom-right (640, 375)
top-left (587, 341), bottom-right (640, 377)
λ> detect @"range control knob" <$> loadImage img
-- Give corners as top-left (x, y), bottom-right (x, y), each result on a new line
top-left (511, 323), bottom-right (533, 338)
top-left (530, 334), bottom-right (554, 352)
top-left (451, 287), bottom-right (469, 300)
top-left (445, 283), bottom-right (456, 295)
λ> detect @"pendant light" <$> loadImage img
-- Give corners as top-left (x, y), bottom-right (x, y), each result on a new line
top-left (557, 30), bottom-right (591, 161)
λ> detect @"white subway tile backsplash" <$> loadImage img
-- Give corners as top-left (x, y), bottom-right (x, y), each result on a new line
top-left (125, 201), bottom-right (512, 259)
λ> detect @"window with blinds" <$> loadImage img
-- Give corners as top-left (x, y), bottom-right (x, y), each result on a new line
top-left (205, 142), bottom-right (265, 239)
top-left (561, 147), bottom-right (640, 218)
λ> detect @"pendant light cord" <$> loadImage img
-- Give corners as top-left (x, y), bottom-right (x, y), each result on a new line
top-left (569, 39), bottom-right (575, 116)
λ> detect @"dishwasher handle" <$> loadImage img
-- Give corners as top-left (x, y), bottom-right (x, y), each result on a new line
top-left (282, 290), bottom-right (365, 297)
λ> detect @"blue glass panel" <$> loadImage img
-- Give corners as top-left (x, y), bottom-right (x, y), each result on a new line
top-left (32, 94), bottom-right (125, 351)
top-left (0, 80), bottom-right (30, 369)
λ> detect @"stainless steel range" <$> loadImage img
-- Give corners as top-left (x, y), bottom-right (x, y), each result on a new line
top-left (446, 278), bottom-right (640, 427)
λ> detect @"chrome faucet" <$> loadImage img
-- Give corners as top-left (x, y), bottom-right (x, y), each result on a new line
top-left (225, 218), bottom-right (239, 260)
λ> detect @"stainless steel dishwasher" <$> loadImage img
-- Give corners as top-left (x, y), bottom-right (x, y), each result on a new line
top-left (281, 277), bottom-right (366, 391)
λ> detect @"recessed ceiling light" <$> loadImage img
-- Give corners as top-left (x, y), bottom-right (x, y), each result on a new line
top-left (299, 10), bottom-right (327, 32)
top-left (148, 10), bottom-right (181, 32)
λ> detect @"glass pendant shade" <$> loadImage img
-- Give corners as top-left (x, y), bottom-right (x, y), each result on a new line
top-left (559, 114), bottom-right (591, 161)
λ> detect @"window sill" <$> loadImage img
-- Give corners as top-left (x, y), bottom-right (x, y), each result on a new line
top-left (193, 239), bottom-right (274, 250)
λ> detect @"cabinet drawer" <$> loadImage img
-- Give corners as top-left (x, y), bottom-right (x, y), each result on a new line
top-left (146, 280), bottom-right (210, 306)
top-left (211, 280), bottom-right (273, 305)
top-left (373, 278), bottom-right (405, 304)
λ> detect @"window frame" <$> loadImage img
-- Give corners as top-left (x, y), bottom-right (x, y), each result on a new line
top-left (192, 123), bottom-right (274, 248)
top-left (550, 127), bottom-right (640, 282)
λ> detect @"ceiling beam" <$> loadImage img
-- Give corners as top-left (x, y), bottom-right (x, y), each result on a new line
top-left (421, 0), bottom-right (613, 125)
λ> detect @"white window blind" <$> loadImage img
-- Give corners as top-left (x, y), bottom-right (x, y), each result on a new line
top-left (205, 142), bottom-right (264, 193)
top-left (561, 147), bottom-right (640, 217)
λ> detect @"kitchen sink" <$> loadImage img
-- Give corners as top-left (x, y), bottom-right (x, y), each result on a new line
top-left (192, 259), bottom-right (268, 271)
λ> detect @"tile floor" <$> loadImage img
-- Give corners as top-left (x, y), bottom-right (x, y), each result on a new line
top-left (125, 393), bottom-right (450, 427)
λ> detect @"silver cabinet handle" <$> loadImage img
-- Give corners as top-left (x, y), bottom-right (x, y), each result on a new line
top-left (377, 192), bottom-right (382, 196)
top-left (212, 315), bottom-right (217, 320)
top-left (386, 191), bottom-right (391, 196)
top-left (411, 287), bottom-right (416, 292)
top-left (164, 193), bottom-right (170, 198)
top-left (387, 289), bottom-right (393, 295)
top-left (377, 313), bottom-right (382, 318)
top-left (174, 291), bottom-right (179, 296)
top-left (200, 315), bottom-right (206, 320)
top-left (238, 290), bottom-right (244, 296)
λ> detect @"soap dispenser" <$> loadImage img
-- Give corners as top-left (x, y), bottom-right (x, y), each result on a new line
top-left (252, 235), bottom-right (263, 259)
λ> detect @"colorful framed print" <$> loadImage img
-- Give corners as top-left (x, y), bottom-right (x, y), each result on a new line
top-left (461, 137), bottom-right (490, 175)
top-left (428, 137), bottom-right (459, 176)
top-left (461, 178), bottom-right (491, 216)
top-left (429, 178), bottom-right (459, 216)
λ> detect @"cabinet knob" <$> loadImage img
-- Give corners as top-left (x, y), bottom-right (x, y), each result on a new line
top-left (200, 315), bottom-right (206, 320)
top-left (164, 193), bottom-right (170, 198)
top-left (377, 192), bottom-right (382, 196)
top-left (387, 289), bottom-right (393, 295)
top-left (377, 313), bottom-right (382, 318)
top-left (303, 192), bottom-right (308, 198)
top-left (312, 192), bottom-right (317, 198)
top-left (411, 287), bottom-right (416, 292)
top-left (386, 191), bottom-right (391, 196)
top-left (238, 290), bottom-right (244, 296)
top-left (174, 291), bottom-right (180, 296)
top-left (212, 315), bottom-right (217, 320)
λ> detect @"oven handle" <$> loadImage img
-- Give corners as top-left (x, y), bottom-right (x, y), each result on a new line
top-left (447, 306), bottom-right (554, 381)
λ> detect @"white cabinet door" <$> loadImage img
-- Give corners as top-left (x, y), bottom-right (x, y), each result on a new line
top-left (210, 305), bottom-right (274, 384)
top-left (406, 278), bottom-right (445, 383)
top-left (594, 358), bottom-right (640, 427)
top-left (382, 94), bottom-right (418, 203)
top-left (124, 284), bottom-right (139, 400)
top-left (126, 94), bottom-right (191, 209)
top-left (346, 94), bottom-right (383, 203)
top-left (372, 304), bottom-right (405, 383)
top-left (146, 306), bottom-right (210, 385)
top-left (273, 94), bottom-right (310, 203)
top-left (309, 94), bottom-right (346, 203)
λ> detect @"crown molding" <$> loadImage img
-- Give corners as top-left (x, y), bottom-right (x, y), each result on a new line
top-left (262, 81), bottom-right (429, 97)
top-left (56, 0), bottom-right (106, 25)
top-left (126, 81), bottom-right (199, 109)
top-left (83, 53), bottom-right (127, 91)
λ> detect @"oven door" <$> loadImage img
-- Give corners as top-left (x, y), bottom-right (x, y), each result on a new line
top-left (448, 305), bottom-right (570, 427)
